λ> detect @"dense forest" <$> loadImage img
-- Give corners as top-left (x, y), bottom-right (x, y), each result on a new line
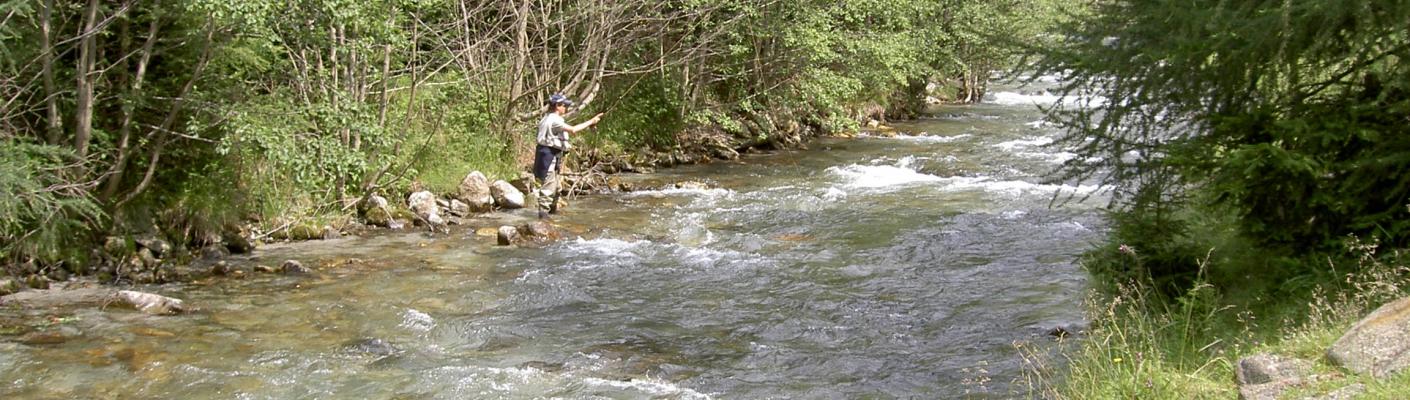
top-left (1, 0), bottom-right (1060, 275)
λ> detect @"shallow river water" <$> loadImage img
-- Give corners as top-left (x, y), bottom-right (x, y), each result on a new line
top-left (2, 87), bottom-right (1107, 399)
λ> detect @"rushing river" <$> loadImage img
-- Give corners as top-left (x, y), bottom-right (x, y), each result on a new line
top-left (1, 86), bottom-right (1107, 398)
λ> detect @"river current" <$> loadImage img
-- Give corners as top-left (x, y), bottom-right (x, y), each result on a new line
top-left (2, 86), bottom-right (1106, 398)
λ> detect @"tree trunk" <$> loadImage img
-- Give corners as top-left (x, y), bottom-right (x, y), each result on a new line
top-left (74, 0), bottom-right (101, 158)
top-left (40, 0), bottom-right (61, 146)
top-left (102, 4), bottom-right (162, 202)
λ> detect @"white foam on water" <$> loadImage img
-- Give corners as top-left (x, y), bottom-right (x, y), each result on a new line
top-left (938, 176), bottom-right (1104, 196)
top-left (995, 136), bottom-right (1054, 150)
top-left (625, 188), bottom-right (734, 198)
top-left (581, 377), bottom-right (714, 399)
top-left (988, 91), bottom-right (1108, 108)
top-left (1001, 210), bottom-right (1028, 220)
top-left (1018, 151), bottom-right (1078, 164)
top-left (821, 187), bottom-right (848, 201)
top-left (564, 238), bottom-right (650, 259)
top-left (399, 309), bottom-right (435, 332)
top-left (889, 133), bottom-right (972, 143)
top-left (1024, 119), bottom-right (1050, 128)
top-left (826, 164), bottom-right (943, 189)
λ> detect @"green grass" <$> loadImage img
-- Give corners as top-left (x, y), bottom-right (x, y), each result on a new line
top-left (1026, 238), bottom-right (1410, 399)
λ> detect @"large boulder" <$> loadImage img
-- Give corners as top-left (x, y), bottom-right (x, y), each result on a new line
top-left (1327, 296), bottom-right (1410, 377)
top-left (490, 180), bottom-right (526, 209)
top-left (408, 191), bottom-right (439, 217)
top-left (1236, 354), bottom-right (1312, 385)
top-left (1233, 353), bottom-right (1316, 400)
top-left (457, 171), bottom-right (495, 212)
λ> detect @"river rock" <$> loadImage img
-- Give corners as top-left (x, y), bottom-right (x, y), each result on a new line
top-left (224, 230), bottom-right (254, 254)
top-left (408, 190), bottom-right (439, 219)
top-left (322, 226), bottom-right (341, 240)
top-left (448, 199), bottom-right (471, 217)
top-left (490, 180), bottom-right (525, 209)
top-left (115, 290), bottom-right (190, 315)
top-left (517, 221), bottom-right (562, 243)
top-left (281, 260), bottom-right (311, 275)
top-left (510, 174), bottom-right (535, 195)
top-left (457, 171), bottom-right (495, 212)
top-left (1327, 296), bottom-right (1410, 377)
top-left (365, 206), bottom-right (394, 227)
top-left (198, 244), bottom-right (229, 260)
top-left (0, 279), bottom-right (20, 295)
top-left (496, 226), bottom-right (519, 246)
top-left (25, 274), bottom-right (49, 289)
top-left (103, 236), bottom-right (132, 257)
top-left (135, 236), bottom-right (172, 258)
top-left (364, 194), bottom-right (389, 210)
top-left (343, 338), bottom-right (400, 356)
top-left (210, 261), bottom-right (230, 276)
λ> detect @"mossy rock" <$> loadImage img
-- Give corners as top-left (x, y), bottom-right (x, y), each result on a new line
top-left (273, 224), bottom-right (322, 241)
top-left (364, 207), bottom-right (393, 227)
top-left (392, 208), bottom-right (416, 221)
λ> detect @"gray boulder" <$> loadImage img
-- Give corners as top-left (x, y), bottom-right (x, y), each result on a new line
top-left (135, 236), bottom-right (172, 258)
top-left (1236, 353), bottom-right (1313, 385)
top-left (1234, 353), bottom-right (1315, 400)
top-left (408, 191), bottom-right (439, 219)
top-left (1327, 296), bottom-right (1410, 377)
top-left (457, 171), bottom-right (495, 212)
top-left (490, 180), bottom-right (526, 209)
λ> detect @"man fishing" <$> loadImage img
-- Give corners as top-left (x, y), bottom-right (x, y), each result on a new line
top-left (533, 93), bottom-right (603, 220)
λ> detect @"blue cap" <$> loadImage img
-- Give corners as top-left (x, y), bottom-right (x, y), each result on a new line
top-left (547, 93), bottom-right (574, 107)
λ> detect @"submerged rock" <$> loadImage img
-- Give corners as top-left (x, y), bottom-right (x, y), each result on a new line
top-left (343, 338), bottom-right (400, 356)
top-left (518, 221), bottom-right (562, 244)
top-left (280, 260), bottom-right (311, 275)
top-left (1327, 296), bottom-right (1410, 377)
top-left (114, 290), bottom-right (190, 315)
top-left (491, 180), bottom-right (526, 209)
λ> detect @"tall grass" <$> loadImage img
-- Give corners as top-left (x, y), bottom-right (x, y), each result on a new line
top-left (1025, 237), bottom-right (1410, 399)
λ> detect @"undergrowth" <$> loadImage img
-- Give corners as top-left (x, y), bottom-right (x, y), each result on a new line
top-left (1024, 236), bottom-right (1410, 399)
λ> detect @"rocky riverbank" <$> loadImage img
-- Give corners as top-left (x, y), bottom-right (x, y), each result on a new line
top-left (0, 107), bottom-right (883, 297)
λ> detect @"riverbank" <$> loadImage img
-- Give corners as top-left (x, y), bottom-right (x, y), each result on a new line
top-left (1026, 233), bottom-right (1410, 399)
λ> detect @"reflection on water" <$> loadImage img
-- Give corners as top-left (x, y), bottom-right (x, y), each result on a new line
top-left (1, 84), bottom-right (1106, 399)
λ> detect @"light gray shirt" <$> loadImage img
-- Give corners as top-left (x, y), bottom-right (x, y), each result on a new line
top-left (536, 113), bottom-right (570, 150)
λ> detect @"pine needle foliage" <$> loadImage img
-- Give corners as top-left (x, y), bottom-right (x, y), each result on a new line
top-left (1035, 0), bottom-right (1410, 283)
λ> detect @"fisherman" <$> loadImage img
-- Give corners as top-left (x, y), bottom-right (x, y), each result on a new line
top-left (533, 93), bottom-right (603, 220)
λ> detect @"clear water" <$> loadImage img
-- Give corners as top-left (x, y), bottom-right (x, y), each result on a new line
top-left (0, 88), bottom-right (1106, 399)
